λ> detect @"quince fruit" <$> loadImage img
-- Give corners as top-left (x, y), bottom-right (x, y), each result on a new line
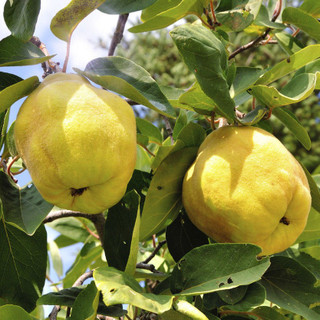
top-left (182, 126), bottom-right (311, 256)
top-left (14, 73), bottom-right (136, 214)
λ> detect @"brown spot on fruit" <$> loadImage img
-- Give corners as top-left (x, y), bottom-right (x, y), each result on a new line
top-left (280, 216), bottom-right (290, 225)
top-left (70, 187), bottom-right (88, 197)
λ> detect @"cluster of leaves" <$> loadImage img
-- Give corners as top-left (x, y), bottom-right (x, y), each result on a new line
top-left (1, 0), bottom-right (320, 320)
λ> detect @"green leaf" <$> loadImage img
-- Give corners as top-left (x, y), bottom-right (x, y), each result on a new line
top-left (300, 165), bottom-right (320, 212)
top-left (170, 244), bottom-right (270, 295)
top-left (166, 212), bottom-right (209, 262)
top-left (275, 32), bottom-right (304, 56)
top-left (135, 145), bottom-right (153, 173)
top-left (282, 7), bottom-right (320, 42)
top-left (300, 0), bottom-right (320, 18)
top-left (47, 216), bottom-right (91, 243)
top-left (225, 282), bottom-right (266, 311)
top-left (94, 267), bottom-right (174, 313)
top-left (37, 286), bottom-right (126, 317)
top-left (76, 56), bottom-right (175, 118)
top-left (0, 172), bottom-right (53, 235)
top-left (296, 207), bottom-right (320, 243)
top-left (217, 286), bottom-right (248, 305)
top-left (170, 24), bottom-right (235, 121)
top-left (50, 0), bottom-right (106, 42)
top-left (98, 0), bottom-right (157, 14)
top-left (140, 147), bottom-right (198, 241)
top-left (251, 73), bottom-right (317, 108)
top-left (4, 0), bottom-right (40, 41)
top-left (129, 0), bottom-right (210, 33)
top-left (0, 71), bottom-right (23, 90)
top-left (238, 105), bottom-right (268, 126)
top-left (63, 242), bottom-right (103, 288)
top-left (272, 107), bottom-right (311, 150)
top-left (173, 110), bottom-right (189, 140)
top-left (255, 44), bottom-right (320, 85)
top-left (5, 121), bottom-right (18, 157)
top-left (136, 118), bottom-right (163, 144)
top-left (48, 240), bottom-right (63, 278)
top-left (249, 4), bottom-right (284, 30)
top-left (178, 82), bottom-right (217, 116)
top-left (0, 222), bottom-right (47, 312)
top-left (251, 306), bottom-right (286, 320)
top-left (0, 110), bottom-right (10, 151)
top-left (69, 282), bottom-right (99, 320)
top-left (0, 36), bottom-right (54, 66)
top-left (173, 299), bottom-right (209, 320)
top-left (0, 305), bottom-right (33, 320)
top-left (0, 76), bottom-right (39, 114)
top-left (260, 256), bottom-right (320, 320)
top-left (104, 190), bottom-right (140, 275)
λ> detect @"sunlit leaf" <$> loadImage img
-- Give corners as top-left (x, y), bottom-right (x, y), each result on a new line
top-left (129, 0), bottom-right (210, 33)
top-left (255, 44), bottom-right (320, 85)
top-left (0, 305), bottom-right (33, 320)
top-left (50, 0), bottom-right (106, 42)
top-left (94, 267), bottom-right (174, 314)
top-left (275, 32), bottom-right (304, 56)
top-left (300, 0), bottom-right (320, 18)
top-left (0, 76), bottom-right (39, 114)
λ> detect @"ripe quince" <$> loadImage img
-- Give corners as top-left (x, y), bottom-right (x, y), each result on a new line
top-left (182, 126), bottom-right (311, 256)
top-left (14, 73), bottom-right (136, 214)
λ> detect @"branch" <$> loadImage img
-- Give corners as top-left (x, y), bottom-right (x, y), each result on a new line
top-left (108, 14), bottom-right (129, 56)
top-left (162, 116), bottom-right (174, 144)
top-left (72, 270), bottom-right (94, 287)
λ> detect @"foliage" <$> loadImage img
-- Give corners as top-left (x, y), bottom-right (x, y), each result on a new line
top-left (0, 0), bottom-right (320, 320)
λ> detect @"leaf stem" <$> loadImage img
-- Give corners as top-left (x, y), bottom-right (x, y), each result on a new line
top-left (62, 37), bottom-right (71, 73)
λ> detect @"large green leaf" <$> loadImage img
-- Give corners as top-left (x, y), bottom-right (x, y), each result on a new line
top-left (0, 36), bottom-right (54, 66)
top-left (170, 244), bottom-right (270, 296)
top-left (37, 286), bottom-right (126, 317)
top-left (98, 0), bottom-right (157, 14)
top-left (4, 0), bottom-right (40, 41)
top-left (76, 56), bottom-right (175, 118)
top-left (282, 7), bottom-right (320, 42)
top-left (69, 282), bottom-right (99, 320)
top-left (300, 0), bottom-right (320, 18)
top-left (136, 118), bottom-right (163, 144)
top-left (300, 165), bottom-right (320, 212)
top-left (260, 256), bottom-right (320, 320)
top-left (140, 147), bottom-right (198, 241)
top-left (170, 24), bottom-right (235, 121)
top-left (296, 207), bottom-right (320, 243)
top-left (50, 0), bottom-right (106, 42)
top-left (0, 76), bottom-right (39, 114)
top-left (272, 107), bottom-right (311, 150)
top-left (94, 267), bottom-right (174, 314)
top-left (0, 172), bottom-right (53, 235)
top-left (251, 73), bottom-right (317, 108)
top-left (255, 44), bottom-right (320, 85)
top-left (0, 222), bottom-right (47, 312)
top-left (0, 305), bottom-right (33, 320)
top-left (104, 191), bottom-right (140, 275)
top-left (129, 0), bottom-right (210, 33)
top-left (250, 306), bottom-right (286, 320)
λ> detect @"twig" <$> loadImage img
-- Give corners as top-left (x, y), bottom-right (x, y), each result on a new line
top-left (62, 38), bottom-right (71, 73)
top-left (49, 305), bottom-right (61, 320)
top-left (72, 270), bottom-right (94, 287)
top-left (108, 14), bottom-right (129, 56)
top-left (30, 36), bottom-right (62, 77)
top-left (135, 262), bottom-right (163, 274)
top-left (142, 240), bottom-right (167, 264)
top-left (162, 116), bottom-right (174, 144)
top-left (89, 213), bottom-right (106, 247)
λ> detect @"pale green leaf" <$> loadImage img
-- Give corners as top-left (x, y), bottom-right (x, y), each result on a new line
top-left (48, 240), bottom-right (63, 278)
top-left (0, 305), bottom-right (33, 320)
top-left (94, 267), bottom-right (174, 314)
top-left (50, 0), bottom-right (106, 41)
top-left (300, 0), bottom-right (320, 18)
top-left (99, 0), bottom-right (157, 14)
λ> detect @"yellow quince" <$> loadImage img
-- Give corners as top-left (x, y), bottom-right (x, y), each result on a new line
top-left (14, 73), bottom-right (136, 214)
top-left (182, 126), bottom-right (311, 256)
